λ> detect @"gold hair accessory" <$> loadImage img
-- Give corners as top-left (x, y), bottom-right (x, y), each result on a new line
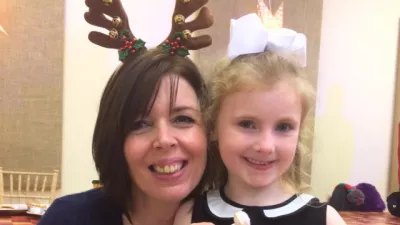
top-left (103, 0), bottom-right (112, 7)
top-left (109, 28), bottom-right (119, 39)
top-left (112, 16), bottom-right (122, 28)
top-left (182, 30), bottom-right (192, 39)
top-left (174, 14), bottom-right (185, 24)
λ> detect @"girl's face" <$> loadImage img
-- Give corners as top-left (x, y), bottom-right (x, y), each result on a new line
top-left (124, 75), bottom-right (207, 203)
top-left (215, 80), bottom-right (302, 190)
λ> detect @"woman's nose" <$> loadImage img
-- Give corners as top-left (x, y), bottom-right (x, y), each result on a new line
top-left (152, 122), bottom-right (177, 150)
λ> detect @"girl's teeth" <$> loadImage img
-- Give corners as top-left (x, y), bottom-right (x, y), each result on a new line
top-left (153, 163), bottom-right (183, 174)
top-left (246, 158), bottom-right (267, 165)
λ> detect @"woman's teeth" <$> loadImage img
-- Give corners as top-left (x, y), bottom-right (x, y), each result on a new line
top-left (245, 157), bottom-right (268, 165)
top-left (152, 163), bottom-right (183, 174)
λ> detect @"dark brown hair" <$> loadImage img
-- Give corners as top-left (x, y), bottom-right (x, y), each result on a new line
top-left (92, 49), bottom-right (213, 214)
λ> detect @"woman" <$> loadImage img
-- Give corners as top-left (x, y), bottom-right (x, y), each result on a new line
top-left (38, 0), bottom-right (216, 224)
top-left (38, 49), bottom-right (215, 225)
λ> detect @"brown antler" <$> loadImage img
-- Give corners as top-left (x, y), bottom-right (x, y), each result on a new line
top-left (84, 0), bottom-right (145, 55)
top-left (84, 0), bottom-right (213, 59)
top-left (164, 0), bottom-right (214, 51)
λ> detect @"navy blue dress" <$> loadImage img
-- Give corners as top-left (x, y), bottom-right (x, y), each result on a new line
top-left (38, 188), bottom-right (123, 225)
top-left (191, 188), bottom-right (327, 225)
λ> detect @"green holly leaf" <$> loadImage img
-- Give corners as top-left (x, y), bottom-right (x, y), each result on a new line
top-left (176, 47), bottom-right (189, 57)
top-left (175, 32), bottom-right (185, 40)
top-left (118, 49), bottom-right (129, 61)
top-left (120, 29), bottom-right (130, 37)
top-left (133, 39), bottom-right (146, 50)
top-left (161, 43), bottom-right (172, 53)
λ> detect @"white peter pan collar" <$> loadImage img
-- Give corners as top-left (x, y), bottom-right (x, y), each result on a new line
top-left (206, 189), bottom-right (316, 218)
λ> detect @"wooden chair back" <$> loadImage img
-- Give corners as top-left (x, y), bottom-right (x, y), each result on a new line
top-left (0, 167), bottom-right (58, 204)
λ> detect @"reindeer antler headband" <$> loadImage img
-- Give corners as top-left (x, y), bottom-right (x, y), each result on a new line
top-left (84, 0), bottom-right (214, 61)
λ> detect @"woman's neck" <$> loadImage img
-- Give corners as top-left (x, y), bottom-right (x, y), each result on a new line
top-left (128, 189), bottom-right (180, 225)
top-left (224, 176), bottom-right (294, 207)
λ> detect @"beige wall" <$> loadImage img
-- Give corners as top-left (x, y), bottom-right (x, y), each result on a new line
top-left (389, 26), bottom-right (400, 195)
top-left (62, 0), bottom-right (115, 195)
top-left (311, 0), bottom-right (400, 199)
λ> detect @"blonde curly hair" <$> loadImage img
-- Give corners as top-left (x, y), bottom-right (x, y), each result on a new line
top-left (205, 51), bottom-right (315, 193)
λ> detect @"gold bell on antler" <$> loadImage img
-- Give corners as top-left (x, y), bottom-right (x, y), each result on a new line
top-left (103, 0), bottom-right (112, 6)
top-left (174, 14), bottom-right (185, 24)
top-left (112, 16), bottom-right (122, 28)
top-left (182, 30), bottom-right (192, 39)
top-left (109, 28), bottom-right (119, 39)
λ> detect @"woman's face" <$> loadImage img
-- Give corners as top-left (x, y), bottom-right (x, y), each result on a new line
top-left (124, 75), bottom-right (207, 203)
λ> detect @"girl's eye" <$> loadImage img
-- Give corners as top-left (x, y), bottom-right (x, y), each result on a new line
top-left (173, 115), bottom-right (195, 124)
top-left (238, 120), bottom-right (256, 129)
top-left (275, 123), bottom-right (293, 132)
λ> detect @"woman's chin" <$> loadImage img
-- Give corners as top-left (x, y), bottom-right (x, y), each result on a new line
top-left (151, 185), bottom-right (193, 202)
top-left (147, 166), bottom-right (203, 202)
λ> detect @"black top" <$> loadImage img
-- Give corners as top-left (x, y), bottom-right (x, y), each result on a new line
top-left (38, 188), bottom-right (123, 225)
top-left (191, 188), bottom-right (327, 225)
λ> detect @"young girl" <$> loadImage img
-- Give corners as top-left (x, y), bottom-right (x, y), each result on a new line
top-left (174, 14), bottom-right (346, 225)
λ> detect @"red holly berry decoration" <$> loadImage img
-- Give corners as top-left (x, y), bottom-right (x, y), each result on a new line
top-left (160, 32), bottom-right (189, 57)
top-left (118, 30), bottom-right (146, 61)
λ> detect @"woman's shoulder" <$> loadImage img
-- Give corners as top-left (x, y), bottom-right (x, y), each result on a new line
top-left (57, 188), bottom-right (112, 206)
top-left (48, 188), bottom-right (111, 211)
top-left (38, 188), bottom-right (122, 225)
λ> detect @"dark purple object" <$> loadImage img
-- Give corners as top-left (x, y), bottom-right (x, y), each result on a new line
top-left (346, 189), bottom-right (365, 205)
top-left (355, 183), bottom-right (386, 212)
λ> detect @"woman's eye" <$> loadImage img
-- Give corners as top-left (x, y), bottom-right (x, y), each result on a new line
top-left (173, 115), bottom-right (195, 124)
top-left (276, 123), bottom-right (293, 132)
top-left (238, 120), bottom-right (256, 129)
top-left (131, 120), bottom-right (150, 131)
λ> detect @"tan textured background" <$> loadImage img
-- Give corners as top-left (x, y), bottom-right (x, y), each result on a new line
top-left (0, 0), bottom-right (64, 188)
top-left (194, 0), bottom-right (323, 184)
top-left (194, 0), bottom-right (258, 73)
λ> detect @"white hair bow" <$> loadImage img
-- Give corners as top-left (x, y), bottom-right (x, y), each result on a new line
top-left (227, 13), bottom-right (307, 67)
